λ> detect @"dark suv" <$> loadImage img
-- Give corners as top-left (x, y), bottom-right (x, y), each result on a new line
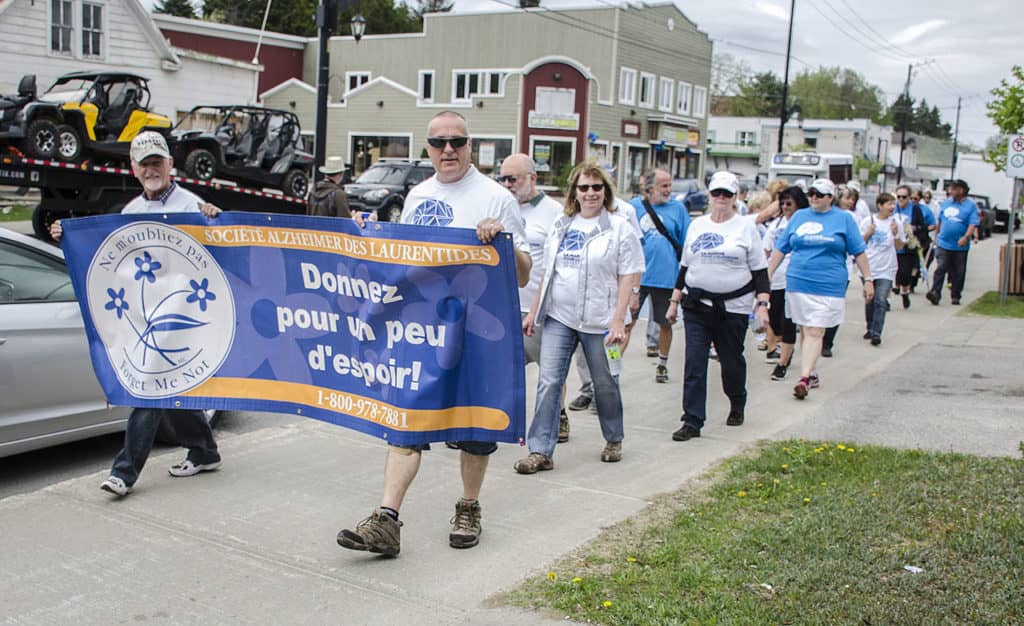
top-left (345, 161), bottom-right (435, 222)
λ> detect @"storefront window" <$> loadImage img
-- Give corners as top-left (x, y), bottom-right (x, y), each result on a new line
top-left (626, 146), bottom-right (648, 195)
top-left (350, 135), bottom-right (411, 177)
top-left (472, 138), bottom-right (513, 175)
top-left (531, 139), bottom-right (575, 188)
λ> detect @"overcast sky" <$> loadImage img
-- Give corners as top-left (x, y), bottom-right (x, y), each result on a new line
top-left (449, 0), bottom-right (1020, 148)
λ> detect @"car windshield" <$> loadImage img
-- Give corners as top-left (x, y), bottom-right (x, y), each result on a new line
top-left (356, 166), bottom-right (407, 185)
top-left (672, 180), bottom-right (701, 194)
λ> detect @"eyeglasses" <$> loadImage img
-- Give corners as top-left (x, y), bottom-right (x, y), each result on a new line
top-left (780, 200), bottom-right (796, 206)
top-left (575, 183), bottom-right (605, 193)
top-left (497, 175), bottom-right (518, 184)
top-left (896, 194), bottom-right (908, 199)
top-left (426, 136), bottom-right (469, 149)
top-left (709, 189), bottom-right (735, 198)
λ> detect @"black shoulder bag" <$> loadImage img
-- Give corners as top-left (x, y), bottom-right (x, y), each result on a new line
top-left (642, 198), bottom-right (682, 261)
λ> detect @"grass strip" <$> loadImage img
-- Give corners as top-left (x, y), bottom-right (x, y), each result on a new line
top-left (501, 439), bottom-right (1024, 625)
top-left (965, 290), bottom-right (1024, 318)
top-left (0, 204), bottom-right (33, 222)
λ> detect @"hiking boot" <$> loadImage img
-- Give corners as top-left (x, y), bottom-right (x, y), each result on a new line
top-left (925, 291), bottom-right (939, 305)
top-left (870, 335), bottom-right (881, 346)
top-left (726, 410), bottom-right (744, 426)
top-left (568, 394), bottom-right (592, 411)
top-left (902, 293), bottom-right (911, 309)
top-left (168, 458), bottom-right (221, 477)
top-left (557, 411), bottom-right (570, 443)
top-left (337, 509), bottom-right (402, 556)
top-left (863, 331), bottom-right (872, 340)
top-left (794, 377), bottom-right (810, 400)
top-left (655, 364), bottom-right (668, 383)
top-left (672, 425), bottom-right (701, 441)
top-left (600, 441), bottom-right (622, 462)
top-left (100, 476), bottom-right (132, 497)
top-left (771, 363), bottom-right (788, 381)
top-left (809, 373), bottom-right (820, 388)
top-left (514, 452), bottom-right (554, 474)
top-left (765, 347), bottom-right (781, 362)
top-left (449, 498), bottom-right (482, 549)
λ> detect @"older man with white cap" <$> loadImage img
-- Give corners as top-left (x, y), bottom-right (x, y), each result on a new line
top-left (767, 178), bottom-right (873, 400)
top-left (307, 156), bottom-right (352, 217)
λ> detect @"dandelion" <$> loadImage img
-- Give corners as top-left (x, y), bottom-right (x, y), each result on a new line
top-left (627, 557), bottom-right (637, 563)
top-left (737, 491), bottom-right (747, 497)
top-left (756, 482), bottom-right (763, 488)
top-left (603, 600), bottom-right (613, 608)
top-left (820, 482), bottom-right (827, 486)
top-left (837, 444), bottom-right (847, 451)
top-left (781, 463), bottom-right (789, 471)
top-left (803, 497), bottom-right (811, 505)
top-left (848, 448), bottom-right (856, 453)
top-left (572, 577), bottom-right (582, 584)
top-left (546, 572), bottom-right (557, 581)
top-left (773, 478), bottom-right (780, 485)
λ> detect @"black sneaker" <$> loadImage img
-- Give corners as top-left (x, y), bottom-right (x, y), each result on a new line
top-left (902, 293), bottom-right (911, 309)
top-left (951, 298), bottom-right (961, 305)
top-left (726, 410), bottom-right (744, 426)
top-left (870, 335), bottom-right (881, 346)
top-left (765, 347), bottom-right (781, 362)
top-left (771, 363), bottom-right (788, 380)
top-left (672, 425), bottom-right (701, 441)
top-left (646, 346), bottom-right (658, 357)
top-left (568, 394), bottom-right (592, 411)
top-left (821, 347), bottom-right (833, 358)
top-left (655, 364), bottom-right (668, 383)
top-left (863, 331), bottom-right (872, 340)
top-left (925, 291), bottom-right (939, 305)
top-left (337, 509), bottom-right (402, 556)
top-left (449, 498), bottom-right (482, 549)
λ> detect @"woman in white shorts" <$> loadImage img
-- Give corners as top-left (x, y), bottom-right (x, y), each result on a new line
top-left (767, 178), bottom-right (874, 399)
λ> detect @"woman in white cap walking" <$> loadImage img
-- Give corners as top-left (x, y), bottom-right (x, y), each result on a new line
top-left (767, 178), bottom-right (874, 399)
top-left (665, 171), bottom-right (770, 441)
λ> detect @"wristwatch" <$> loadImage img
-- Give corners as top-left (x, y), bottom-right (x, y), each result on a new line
top-left (754, 300), bottom-right (769, 310)
top-left (631, 286), bottom-right (641, 295)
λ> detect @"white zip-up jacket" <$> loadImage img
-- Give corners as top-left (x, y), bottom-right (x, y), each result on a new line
top-left (534, 209), bottom-right (645, 334)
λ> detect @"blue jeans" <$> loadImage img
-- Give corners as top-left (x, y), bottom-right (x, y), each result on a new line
top-left (864, 278), bottom-right (893, 338)
top-left (529, 317), bottom-right (623, 458)
top-left (682, 308), bottom-right (748, 432)
top-left (111, 408), bottom-right (220, 486)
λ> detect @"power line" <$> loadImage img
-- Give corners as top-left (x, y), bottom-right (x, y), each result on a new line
top-left (804, 0), bottom-right (911, 64)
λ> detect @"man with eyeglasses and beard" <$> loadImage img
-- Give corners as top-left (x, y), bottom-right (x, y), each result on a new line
top-left (338, 111), bottom-right (531, 557)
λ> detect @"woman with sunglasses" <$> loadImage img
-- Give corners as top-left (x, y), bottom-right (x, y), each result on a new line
top-left (762, 185), bottom-right (808, 381)
top-left (518, 161), bottom-right (644, 472)
top-left (665, 171), bottom-right (770, 441)
top-left (767, 178), bottom-right (873, 400)
top-left (860, 192), bottom-right (905, 345)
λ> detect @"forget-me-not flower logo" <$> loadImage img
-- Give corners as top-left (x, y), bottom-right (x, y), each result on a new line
top-left (134, 251), bottom-right (161, 283)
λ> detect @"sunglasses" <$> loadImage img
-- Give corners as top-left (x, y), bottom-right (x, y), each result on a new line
top-left (709, 189), bottom-right (735, 198)
top-left (575, 183), bottom-right (605, 193)
top-left (896, 194), bottom-right (908, 199)
top-left (426, 136), bottom-right (469, 149)
top-left (497, 175), bottom-right (518, 184)
top-left (807, 189), bottom-right (829, 198)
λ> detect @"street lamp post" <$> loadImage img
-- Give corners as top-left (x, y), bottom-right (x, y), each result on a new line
top-left (777, 0), bottom-right (796, 154)
top-left (313, 1), bottom-right (365, 185)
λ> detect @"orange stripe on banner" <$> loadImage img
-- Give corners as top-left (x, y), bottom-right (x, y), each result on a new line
top-left (183, 377), bottom-right (510, 432)
top-left (176, 225), bottom-right (498, 267)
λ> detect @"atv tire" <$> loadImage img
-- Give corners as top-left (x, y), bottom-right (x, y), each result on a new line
top-left (184, 148), bottom-right (217, 181)
top-left (55, 124), bottom-right (82, 162)
top-left (24, 118), bottom-right (59, 159)
top-left (282, 169), bottom-right (309, 199)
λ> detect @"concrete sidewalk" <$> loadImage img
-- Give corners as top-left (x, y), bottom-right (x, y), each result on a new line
top-left (2, 237), bottom-right (1021, 625)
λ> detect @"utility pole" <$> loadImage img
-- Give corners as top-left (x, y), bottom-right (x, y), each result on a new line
top-left (950, 96), bottom-right (962, 179)
top-left (314, 0), bottom-right (338, 185)
top-left (896, 63), bottom-right (912, 185)
top-left (777, 0), bottom-right (796, 154)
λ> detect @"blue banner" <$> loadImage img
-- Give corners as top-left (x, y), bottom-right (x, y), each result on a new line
top-left (61, 212), bottom-right (526, 446)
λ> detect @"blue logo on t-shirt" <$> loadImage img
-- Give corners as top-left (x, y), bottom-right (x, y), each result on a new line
top-left (558, 229), bottom-right (587, 253)
top-left (690, 232), bottom-right (724, 253)
top-left (410, 199), bottom-right (454, 226)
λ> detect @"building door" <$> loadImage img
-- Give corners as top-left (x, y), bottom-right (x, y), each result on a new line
top-left (626, 146), bottom-right (648, 195)
top-left (530, 138), bottom-right (575, 188)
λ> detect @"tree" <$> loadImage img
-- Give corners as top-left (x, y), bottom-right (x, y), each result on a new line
top-left (154, 0), bottom-right (198, 19)
top-left (336, 0), bottom-right (420, 37)
top-left (788, 67), bottom-right (886, 122)
top-left (412, 0), bottom-right (453, 20)
top-left (711, 53), bottom-right (752, 99)
top-left (201, 0), bottom-right (318, 36)
top-left (729, 71), bottom-right (784, 117)
top-left (984, 65), bottom-right (1024, 173)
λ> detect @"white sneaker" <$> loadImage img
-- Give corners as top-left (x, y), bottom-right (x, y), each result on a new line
top-left (100, 476), bottom-right (132, 497)
top-left (168, 459), bottom-right (221, 477)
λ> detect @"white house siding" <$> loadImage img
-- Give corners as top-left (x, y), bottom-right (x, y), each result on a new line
top-left (152, 55), bottom-right (259, 121)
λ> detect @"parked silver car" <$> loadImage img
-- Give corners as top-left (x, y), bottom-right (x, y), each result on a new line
top-left (0, 227), bottom-right (214, 458)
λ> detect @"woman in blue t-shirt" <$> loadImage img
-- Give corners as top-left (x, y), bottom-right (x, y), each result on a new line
top-left (767, 179), bottom-right (874, 400)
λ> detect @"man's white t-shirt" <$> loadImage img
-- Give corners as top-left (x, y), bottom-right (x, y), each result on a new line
top-left (122, 183), bottom-right (204, 214)
top-left (519, 192), bottom-right (563, 313)
top-left (402, 165), bottom-right (529, 255)
top-left (682, 213), bottom-right (767, 314)
top-left (548, 214), bottom-right (601, 327)
top-left (614, 197), bottom-right (643, 241)
top-left (859, 214), bottom-right (905, 282)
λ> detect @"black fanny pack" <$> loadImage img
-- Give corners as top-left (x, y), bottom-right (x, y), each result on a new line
top-left (682, 280), bottom-right (755, 318)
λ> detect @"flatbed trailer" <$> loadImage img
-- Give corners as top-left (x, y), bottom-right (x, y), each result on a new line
top-left (0, 154), bottom-right (306, 239)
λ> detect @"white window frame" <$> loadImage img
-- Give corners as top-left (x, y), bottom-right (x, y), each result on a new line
top-left (639, 72), bottom-right (656, 109)
top-left (345, 71), bottom-right (371, 95)
top-left (618, 67), bottom-right (637, 106)
top-left (736, 131), bottom-right (757, 146)
top-left (451, 70), bottom-right (507, 102)
top-left (676, 81), bottom-right (692, 115)
top-left (658, 77), bottom-right (674, 112)
top-left (528, 135), bottom-right (578, 191)
top-left (418, 69), bottom-right (435, 104)
top-left (693, 85), bottom-right (707, 118)
top-left (81, 1), bottom-right (104, 58)
top-left (49, 0), bottom-right (74, 56)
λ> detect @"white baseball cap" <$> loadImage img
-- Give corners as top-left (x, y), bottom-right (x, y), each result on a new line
top-left (810, 178), bottom-right (835, 196)
top-left (708, 171), bottom-right (739, 194)
top-left (130, 131), bottom-right (171, 162)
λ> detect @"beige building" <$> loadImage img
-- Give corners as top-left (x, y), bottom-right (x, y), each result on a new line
top-left (261, 3), bottom-right (711, 194)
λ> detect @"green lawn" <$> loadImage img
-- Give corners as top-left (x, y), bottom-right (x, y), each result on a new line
top-left (965, 291), bottom-right (1024, 318)
top-left (0, 204), bottom-right (33, 222)
top-left (501, 440), bottom-right (1024, 625)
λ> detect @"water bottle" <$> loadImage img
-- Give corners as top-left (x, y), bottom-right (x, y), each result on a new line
top-left (605, 332), bottom-right (622, 377)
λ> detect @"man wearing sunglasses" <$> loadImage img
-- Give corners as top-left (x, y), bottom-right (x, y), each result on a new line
top-left (338, 111), bottom-right (531, 557)
top-left (892, 184), bottom-right (935, 308)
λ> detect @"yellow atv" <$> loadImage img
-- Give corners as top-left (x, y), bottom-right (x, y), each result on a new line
top-left (4, 71), bottom-right (172, 163)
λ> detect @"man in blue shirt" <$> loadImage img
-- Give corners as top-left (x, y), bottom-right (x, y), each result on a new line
top-left (633, 168), bottom-right (690, 383)
top-left (926, 179), bottom-right (979, 306)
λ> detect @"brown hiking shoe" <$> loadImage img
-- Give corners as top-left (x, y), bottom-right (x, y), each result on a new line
top-left (337, 508), bottom-right (402, 556)
top-left (600, 441), bottom-right (622, 463)
top-left (514, 452), bottom-right (554, 474)
top-left (449, 498), bottom-right (482, 549)
top-left (557, 412), bottom-right (570, 443)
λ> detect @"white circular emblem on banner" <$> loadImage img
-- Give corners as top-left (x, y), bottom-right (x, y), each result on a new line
top-left (85, 221), bottom-right (235, 399)
top-left (795, 221), bottom-right (824, 236)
